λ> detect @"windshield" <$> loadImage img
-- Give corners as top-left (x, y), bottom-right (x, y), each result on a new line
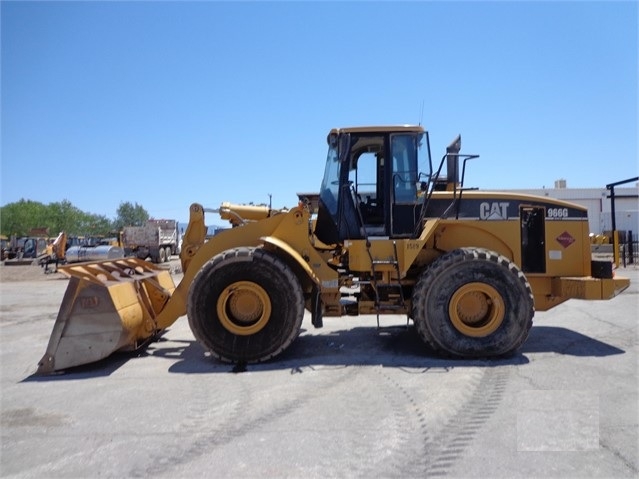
top-left (319, 142), bottom-right (340, 220)
top-left (418, 131), bottom-right (432, 188)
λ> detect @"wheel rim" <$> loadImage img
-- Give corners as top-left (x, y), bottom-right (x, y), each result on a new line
top-left (448, 282), bottom-right (505, 337)
top-left (217, 281), bottom-right (271, 336)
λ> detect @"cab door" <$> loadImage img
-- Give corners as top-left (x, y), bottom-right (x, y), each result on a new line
top-left (390, 134), bottom-right (419, 237)
top-left (520, 206), bottom-right (546, 273)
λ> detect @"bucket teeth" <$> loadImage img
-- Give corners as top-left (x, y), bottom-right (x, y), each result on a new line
top-left (37, 258), bottom-right (175, 374)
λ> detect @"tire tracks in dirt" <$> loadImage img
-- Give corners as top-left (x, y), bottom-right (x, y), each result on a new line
top-left (366, 365), bottom-right (510, 478)
top-left (129, 366), bottom-right (361, 477)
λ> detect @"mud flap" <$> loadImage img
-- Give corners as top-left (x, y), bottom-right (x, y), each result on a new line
top-left (37, 258), bottom-right (175, 374)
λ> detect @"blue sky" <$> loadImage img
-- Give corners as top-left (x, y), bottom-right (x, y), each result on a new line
top-left (2, 1), bottom-right (637, 223)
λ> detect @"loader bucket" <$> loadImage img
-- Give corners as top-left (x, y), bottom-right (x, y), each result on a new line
top-left (37, 258), bottom-right (175, 374)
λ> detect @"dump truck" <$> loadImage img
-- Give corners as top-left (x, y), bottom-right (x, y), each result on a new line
top-left (122, 219), bottom-right (181, 263)
top-left (37, 125), bottom-right (630, 373)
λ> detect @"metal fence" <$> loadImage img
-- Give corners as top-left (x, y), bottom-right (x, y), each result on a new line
top-left (591, 230), bottom-right (638, 267)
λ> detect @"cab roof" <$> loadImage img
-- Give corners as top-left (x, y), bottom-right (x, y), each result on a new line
top-left (329, 125), bottom-right (425, 135)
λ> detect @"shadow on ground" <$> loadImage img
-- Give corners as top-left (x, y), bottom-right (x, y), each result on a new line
top-left (23, 323), bottom-right (624, 381)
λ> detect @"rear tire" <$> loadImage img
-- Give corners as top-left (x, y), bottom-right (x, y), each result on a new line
top-left (158, 247), bottom-right (166, 263)
top-left (187, 247), bottom-right (304, 363)
top-left (164, 246), bottom-right (171, 262)
top-left (412, 248), bottom-right (534, 358)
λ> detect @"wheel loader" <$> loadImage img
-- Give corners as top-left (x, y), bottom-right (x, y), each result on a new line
top-left (37, 125), bottom-right (630, 373)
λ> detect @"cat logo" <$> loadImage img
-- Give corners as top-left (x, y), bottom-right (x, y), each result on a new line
top-left (479, 202), bottom-right (509, 220)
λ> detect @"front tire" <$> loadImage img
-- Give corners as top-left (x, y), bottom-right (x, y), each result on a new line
top-left (412, 248), bottom-right (534, 358)
top-left (187, 247), bottom-right (304, 363)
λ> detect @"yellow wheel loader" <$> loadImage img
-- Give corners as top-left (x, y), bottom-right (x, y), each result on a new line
top-left (37, 125), bottom-right (630, 373)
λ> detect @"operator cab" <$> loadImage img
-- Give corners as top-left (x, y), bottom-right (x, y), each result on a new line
top-left (314, 125), bottom-right (431, 244)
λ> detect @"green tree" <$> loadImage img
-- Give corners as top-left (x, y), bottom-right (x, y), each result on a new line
top-left (78, 213), bottom-right (114, 236)
top-left (113, 202), bottom-right (149, 230)
top-left (1, 199), bottom-right (151, 238)
top-left (0, 199), bottom-right (49, 236)
top-left (47, 200), bottom-right (84, 235)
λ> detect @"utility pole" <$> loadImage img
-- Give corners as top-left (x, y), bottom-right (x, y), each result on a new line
top-left (606, 177), bottom-right (639, 267)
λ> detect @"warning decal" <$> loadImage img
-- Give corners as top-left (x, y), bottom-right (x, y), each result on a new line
top-left (556, 231), bottom-right (576, 248)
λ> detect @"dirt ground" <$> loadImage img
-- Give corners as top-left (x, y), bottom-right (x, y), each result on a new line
top-left (0, 261), bottom-right (65, 282)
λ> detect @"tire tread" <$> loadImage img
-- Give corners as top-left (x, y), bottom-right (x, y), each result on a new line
top-left (187, 247), bottom-right (304, 363)
top-left (412, 247), bottom-right (534, 358)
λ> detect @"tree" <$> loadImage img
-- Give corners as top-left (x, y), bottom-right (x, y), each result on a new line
top-left (113, 202), bottom-right (149, 230)
top-left (0, 199), bottom-right (149, 237)
top-left (0, 199), bottom-right (49, 236)
top-left (48, 200), bottom-right (83, 235)
top-left (76, 213), bottom-right (114, 236)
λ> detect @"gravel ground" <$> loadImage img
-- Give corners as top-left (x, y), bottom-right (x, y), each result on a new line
top-left (0, 261), bottom-right (65, 282)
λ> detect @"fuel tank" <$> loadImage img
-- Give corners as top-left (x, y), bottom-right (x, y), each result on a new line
top-left (65, 245), bottom-right (125, 263)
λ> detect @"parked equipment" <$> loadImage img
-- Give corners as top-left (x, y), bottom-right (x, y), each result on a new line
top-left (37, 232), bottom-right (67, 272)
top-left (37, 125), bottom-right (630, 373)
top-left (122, 219), bottom-right (181, 263)
top-left (4, 236), bottom-right (48, 261)
top-left (0, 235), bottom-right (8, 261)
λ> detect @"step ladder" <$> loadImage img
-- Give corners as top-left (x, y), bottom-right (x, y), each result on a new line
top-left (351, 185), bottom-right (409, 329)
top-left (364, 239), bottom-right (409, 329)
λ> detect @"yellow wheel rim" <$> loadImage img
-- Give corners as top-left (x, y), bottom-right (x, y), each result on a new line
top-left (217, 281), bottom-right (271, 336)
top-left (448, 282), bottom-right (505, 337)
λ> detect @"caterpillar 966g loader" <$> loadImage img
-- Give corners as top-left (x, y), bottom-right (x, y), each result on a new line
top-left (37, 125), bottom-right (630, 373)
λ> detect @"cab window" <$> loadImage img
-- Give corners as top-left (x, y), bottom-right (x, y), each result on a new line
top-left (391, 134), bottom-right (418, 203)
